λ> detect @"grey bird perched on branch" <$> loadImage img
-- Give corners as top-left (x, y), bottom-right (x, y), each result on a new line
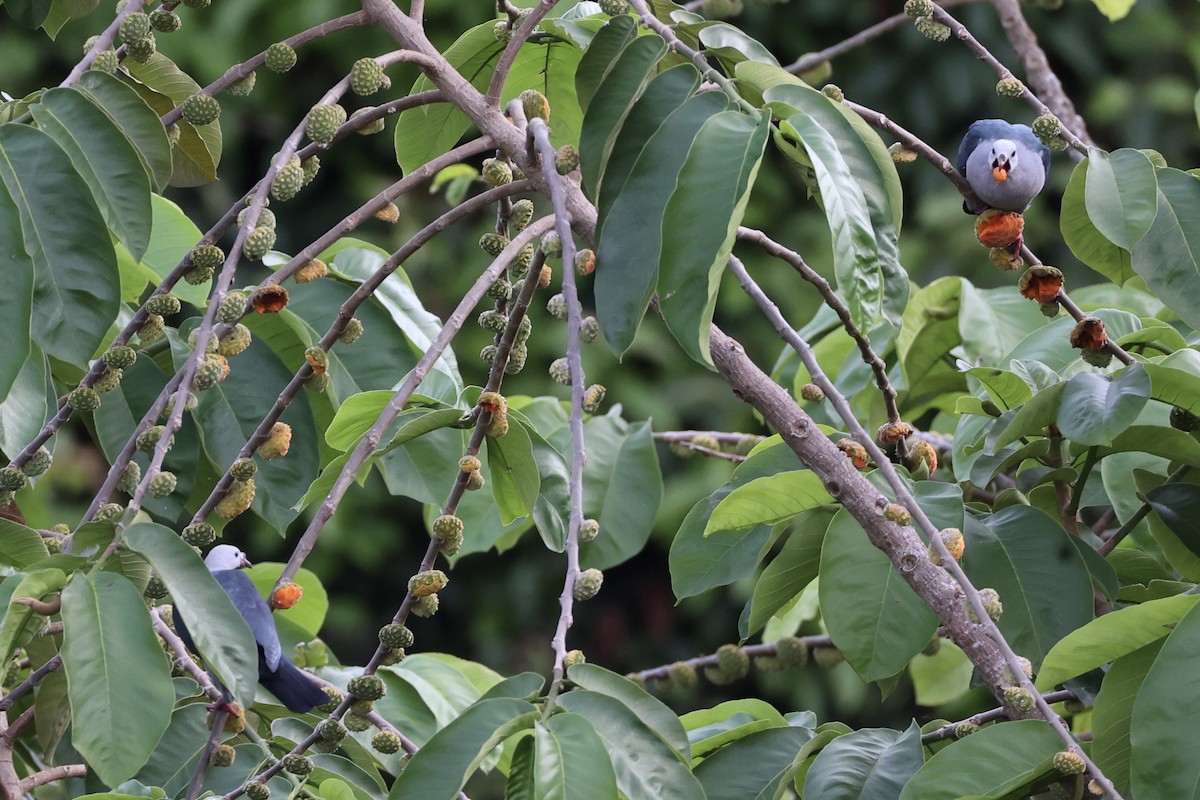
top-left (957, 119), bottom-right (1051, 215)
top-left (174, 544), bottom-right (327, 712)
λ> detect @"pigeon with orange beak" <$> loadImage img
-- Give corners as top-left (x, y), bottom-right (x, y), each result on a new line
top-left (957, 119), bottom-right (1051, 215)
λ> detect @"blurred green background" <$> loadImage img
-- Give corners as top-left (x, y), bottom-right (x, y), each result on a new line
top-left (3, 0), bottom-right (1197, 731)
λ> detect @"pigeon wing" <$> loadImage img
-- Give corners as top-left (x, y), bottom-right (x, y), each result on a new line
top-left (214, 569), bottom-right (283, 671)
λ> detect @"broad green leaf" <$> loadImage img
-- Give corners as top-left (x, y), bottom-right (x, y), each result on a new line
top-left (898, 277), bottom-right (962, 389)
top-left (507, 735), bottom-right (536, 800)
top-left (909, 640), bottom-right (973, 707)
top-left (557, 691), bottom-right (705, 800)
top-left (1085, 147), bottom-right (1157, 250)
top-left (897, 720), bottom-right (1060, 800)
top-left (0, 181), bottom-right (34, 399)
top-left (682, 699), bottom-right (788, 757)
top-left (747, 510), bottom-right (832, 635)
top-left (694, 727), bottom-right (814, 799)
top-left (0, 568), bottom-right (65, 666)
top-left (1131, 167), bottom-right (1200, 330)
top-left (1092, 640), bottom-right (1161, 796)
top-left (578, 418), bottom-right (662, 570)
top-left (967, 367), bottom-right (1032, 410)
top-left (1062, 158), bottom-right (1135, 284)
top-left (1140, 361), bottom-right (1200, 418)
top-left (1135, 467), bottom-right (1200, 581)
top-left (706, 470), bottom-right (833, 533)
top-left (574, 14), bottom-right (638, 111)
top-left (386, 697), bottom-right (538, 799)
top-left (487, 416), bottom-right (541, 524)
top-left (959, 284), bottom-right (1053, 368)
top-left (535, 714), bottom-right (619, 800)
top-left (120, 53), bottom-right (222, 187)
top-left (595, 92), bottom-right (726, 355)
top-left (1102, 424), bottom-right (1200, 466)
top-left (819, 510), bottom-right (938, 682)
top-left (0, 519), bottom-right (49, 569)
top-left (123, 523), bottom-right (259, 706)
top-left (501, 39), bottom-right (584, 151)
top-left (1036, 593), bottom-right (1199, 690)
top-left (0, 345), bottom-right (54, 464)
top-left (61, 571), bottom-right (173, 787)
top-left (568, 664), bottom-right (690, 757)
top-left (962, 508), bottom-right (1094, 668)
top-left (76, 71), bottom-right (173, 191)
top-left (1055, 364), bottom-right (1150, 446)
top-left (1089, 0), bottom-right (1136, 21)
top-left (658, 109), bottom-right (769, 364)
top-left (245, 562), bottom-right (329, 637)
top-left (1131, 599), bottom-right (1200, 798)
top-left (1146, 483), bottom-right (1200, 560)
top-left (31, 634), bottom-right (71, 767)
top-left (0, 124), bottom-right (119, 366)
top-left (131, 195), bottom-right (210, 309)
top-left (31, 87), bottom-right (152, 260)
top-left (986, 382), bottom-right (1066, 452)
top-left (804, 723), bottom-right (923, 800)
top-left (578, 30), bottom-right (670, 199)
top-left (697, 22), bottom-right (779, 67)
top-left (6, 0), bottom-right (53, 27)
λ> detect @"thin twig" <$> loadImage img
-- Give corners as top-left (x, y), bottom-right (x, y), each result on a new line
top-left (633, 635), bottom-right (833, 683)
top-left (921, 689), bottom-right (1075, 742)
top-left (485, 0), bottom-right (557, 106)
top-left (17, 764), bottom-right (87, 794)
top-left (0, 655), bottom-right (61, 712)
top-left (1097, 466), bottom-right (1190, 556)
top-left (59, 0), bottom-right (148, 87)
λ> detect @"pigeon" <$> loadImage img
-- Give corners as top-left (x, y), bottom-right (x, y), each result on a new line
top-left (174, 544), bottom-right (327, 713)
top-left (957, 119), bottom-right (1051, 215)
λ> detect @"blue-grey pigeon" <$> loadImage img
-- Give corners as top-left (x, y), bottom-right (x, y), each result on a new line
top-left (174, 544), bottom-right (327, 713)
top-left (957, 120), bottom-right (1051, 215)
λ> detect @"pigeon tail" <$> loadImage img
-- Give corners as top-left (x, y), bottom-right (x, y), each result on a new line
top-left (260, 654), bottom-right (328, 713)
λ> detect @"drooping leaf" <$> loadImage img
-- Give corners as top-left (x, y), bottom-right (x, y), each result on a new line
top-left (1089, 0), bottom-right (1136, 21)
top-left (535, 714), bottom-right (619, 800)
top-left (574, 14), bottom-right (639, 111)
top-left (0, 180), bottom-right (33, 400)
top-left (747, 510), bottom-right (832, 635)
top-left (0, 519), bottom-right (50, 568)
top-left (1062, 158), bottom-right (1136, 284)
top-left (705, 470), bottom-right (833, 533)
top-left (694, 726), bottom-right (814, 799)
top-left (803, 723), bottom-right (924, 800)
top-left (0, 569), bottom-right (65, 666)
top-left (909, 641), bottom-right (973, 707)
top-left (0, 124), bottom-right (119, 366)
top-left (578, 418), bottom-right (662, 570)
top-left (568, 664), bottom-right (690, 758)
top-left (1146, 482), bottom-right (1200, 560)
top-left (6, 0), bottom-right (53, 27)
top-left (0, 345), bottom-right (55, 461)
top-left (486, 416), bottom-right (541, 524)
top-left (897, 720), bottom-right (1060, 800)
top-left (61, 571), bottom-right (174, 787)
top-left (1084, 147), bottom-right (1158, 250)
top-left (75, 71), bottom-right (173, 191)
top-left (819, 510), bottom-right (939, 682)
top-left (681, 698), bottom-right (789, 757)
top-left (1131, 167), bottom-right (1200, 330)
top-left (1092, 640), bottom-right (1161, 796)
top-left (1055, 364), bottom-right (1150, 446)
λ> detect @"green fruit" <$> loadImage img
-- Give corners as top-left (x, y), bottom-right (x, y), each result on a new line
top-left (119, 12), bottom-right (151, 44)
top-left (190, 243), bottom-right (224, 271)
top-left (245, 782), bottom-right (270, 800)
top-left (813, 646), bottom-right (844, 668)
top-left (0, 468), bottom-right (26, 492)
top-left (137, 425), bottom-right (166, 453)
top-left (125, 34), bottom-right (157, 64)
top-left (487, 279), bottom-right (512, 301)
top-left (599, 0), bottom-right (630, 14)
top-left (715, 643), bottom-right (750, 680)
top-left (411, 593), bottom-right (439, 617)
top-left (579, 518), bottom-right (600, 542)
top-left (116, 461), bottom-right (141, 495)
top-left (903, 0), bottom-right (934, 15)
top-left (146, 293), bottom-right (181, 317)
top-left (540, 231), bottom-right (562, 258)
top-left (237, 206), bottom-right (276, 231)
top-left (265, 42), bottom-right (297, 73)
top-left (349, 108), bottom-right (386, 136)
top-left (149, 471), bottom-right (177, 498)
top-left (271, 156), bottom-right (304, 201)
top-left (479, 344), bottom-right (497, 364)
top-left (304, 372), bottom-right (330, 393)
top-left (230, 458), bottom-right (257, 481)
top-left (510, 198), bottom-right (534, 231)
top-left (1032, 112), bottom-right (1062, 142)
top-left (340, 318), bottom-right (365, 344)
top-left (21, 447), bottom-right (52, 478)
top-left (316, 685), bottom-right (344, 713)
top-left (242, 226), bottom-right (276, 261)
top-left (572, 568), bottom-right (603, 601)
top-left (582, 384), bottom-right (606, 414)
top-left (954, 721), bottom-right (979, 738)
top-left (465, 470), bottom-right (485, 491)
top-left (668, 661), bottom-right (697, 689)
top-left (821, 83), bottom-right (844, 103)
top-left (432, 514), bottom-right (464, 542)
top-left (182, 522), bottom-right (216, 547)
top-left (217, 292), bottom-right (248, 324)
top-left (89, 50), bottom-right (120, 74)
top-left (282, 755), bottom-right (312, 775)
top-left (479, 232), bottom-right (510, 257)
top-left (996, 77), bottom-right (1025, 97)
top-left (218, 323), bottom-right (252, 357)
top-left (210, 743), bottom-right (235, 767)
top-left (69, 387), bottom-right (101, 412)
top-left (318, 719), bottom-right (347, 742)
top-left (96, 502), bottom-right (124, 523)
top-left (344, 713), bottom-right (372, 732)
top-left (379, 623), bottom-right (414, 649)
top-left (103, 346), bottom-right (137, 370)
top-left (555, 145), bottom-right (579, 175)
top-left (372, 730), bottom-right (402, 754)
top-left (549, 357), bottom-right (570, 385)
top-left (350, 58), bottom-right (385, 96)
top-left (510, 243), bottom-right (535, 281)
top-left (1003, 686), bottom-right (1036, 712)
top-left (482, 158), bottom-right (513, 187)
top-left (95, 368), bottom-right (120, 398)
top-left (347, 674), bottom-right (385, 701)
top-left (227, 71), bottom-right (256, 96)
top-left (775, 636), bottom-right (809, 667)
top-left (301, 155), bottom-right (320, 185)
top-left (194, 357), bottom-right (226, 391)
top-left (180, 94), bottom-right (220, 126)
top-left (149, 9), bottom-right (181, 32)
top-left (519, 88), bottom-right (550, 121)
top-left (914, 16), bottom-right (950, 40)
top-left (306, 104), bottom-right (347, 144)
top-left (505, 345), bottom-right (527, 375)
top-left (547, 293), bottom-right (567, 318)
top-left (138, 313), bottom-right (165, 344)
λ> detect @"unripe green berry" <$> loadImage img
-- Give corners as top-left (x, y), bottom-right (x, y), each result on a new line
top-left (230, 458), bottom-right (257, 481)
top-left (954, 721), bottom-right (980, 738)
top-left (146, 293), bottom-right (181, 317)
top-left (347, 674), bottom-right (385, 701)
top-left (549, 357), bottom-right (570, 385)
top-left (215, 478), bottom-right (255, 519)
top-left (486, 279), bottom-right (512, 302)
top-left (137, 425), bottom-right (166, 453)
top-left (119, 12), bottom-right (151, 44)
top-left (479, 344), bottom-right (497, 364)
top-left (540, 231), bottom-right (562, 259)
top-left (103, 346), bottom-right (137, 370)
top-left (775, 635), bottom-right (809, 667)
top-left (69, 387), bottom-right (101, 412)
top-left (1052, 750), bottom-right (1086, 775)
top-left (271, 157), bottom-right (304, 202)
top-left (242, 227), bottom-right (276, 261)
top-left (519, 88), bottom-right (550, 122)
top-left (599, 0), bottom-right (630, 13)
top-left (180, 94), bottom-right (220, 126)
top-left (510, 199), bottom-right (534, 231)
top-left (265, 43), bottom-right (297, 73)
top-left (564, 649), bottom-right (585, 668)
top-left (914, 16), bottom-right (950, 41)
top-left (217, 292), bottom-right (248, 324)
top-left (573, 568), bottom-right (603, 600)
top-left (149, 471), bottom-right (177, 498)
top-left (996, 77), bottom-right (1025, 97)
top-left (692, 434), bottom-right (720, 452)
top-left (0, 468), bottom-right (26, 492)
top-left (306, 104), bottom-right (347, 144)
top-left (1003, 686), bottom-right (1036, 713)
top-left (226, 71), bottom-right (256, 97)
top-left (316, 685), bottom-right (343, 713)
top-left (715, 643), bottom-right (750, 680)
top-left (579, 518), bottom-right (600, 542)
top-left (301, 155), bottom-right (320, 186)
top-left (482, 158), bottom-right (513, 187)
top-left (350, 58), bottom-right (385, 96)
top-left (555, 145), bottom-right (579, 175)
top-left (190, 243), bottom-right (224, 272)
top-left (149, 9), bottom-right (181, 33)
top-left (96, 503), bottom-right (124, 523)
top-left (668, 661), bottom-right (697, 688)
top-left (89, 50), bottom-right (120, 74)
top-left (510, 243), bottom-right (536, 280)
top-left (813, 646), bottom-right (844, 668)
top-left (20, 447), bottom-right (51, 478)
top-left (580, 316), bottom-right (599, 344)
top-left (372, 730), bottom-right (402, 754)
top-left (1032, 112), bottom-right (1062, 143)
top-left (505, 345), bottom-right (527, 375)
top-left (479, 232), bottom-right (510, 257)
top-left (904, 0), bottom-right (934, 15)
top-left (182, 522), bottom-right (216, 547)
top-left (821, 83), bottom-right (844, 103)
top-left (318, 719), bottom-right (347, 742)
top-left (210, 743), bottom-right (235, 767)
top-left (339, 317), bottom-right (365, 345)
top-left (282, 754), bottom-right (312, 775)
top-left (478, 309), bottom-right (508, 333)
top-left (245, 783), bottom-right (270, 800)
top-left (218, 324), bottom-right (252, 357)
top-left (116, 461), bottom-right (141, 494)
top-left (547, 293), bottom-right (567, 318)
top-left (410, 593), bottom-right (439, 617)
top-left (138, 313), bottom-right (165, 343)
top-left (883, 503), bottom-right (911, 525)
top-left (379, 623), bottom-right (414, 649)
top-left (432, 514), bottom-right (464, 543)
top-left (582, 384), bottom-right (606, 414)
top-left (493, 19), bottom-right (513, 43)
top-left (194, 356), bottom-right (227, 391)
top-left (349, 108), bottom-right (386, 136)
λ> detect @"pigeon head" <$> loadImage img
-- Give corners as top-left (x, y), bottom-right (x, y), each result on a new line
top-left (988, 139), bottom-right (1018, 183)
top-left (957, 120), bottom-right (1051, 214)
top-left (205, 544), bottom-right (252, 572)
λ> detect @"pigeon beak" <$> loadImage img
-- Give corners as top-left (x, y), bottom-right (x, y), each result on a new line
top-left (992, 165), bottom-right (1009, 183)
top-left (238, 555), bottom-right (253, 569)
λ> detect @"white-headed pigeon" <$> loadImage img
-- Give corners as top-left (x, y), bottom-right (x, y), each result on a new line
top-left (957, 119), bottom-right (1051, 215)
top-left (174, 544), bottom-right (327, 713)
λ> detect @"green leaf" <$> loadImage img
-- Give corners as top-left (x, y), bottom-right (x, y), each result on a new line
top-left (535, 714), bottom-right (619, 800)
top-left (0, 345), bottom-right (55, 465)
top-left (1092, 640), bottom-right (1161, 796)
top-left (1084, 147), bottom-right (1158, 250)
top-left (568, 663), bottom-right (690, 757)
top-left (1062, 157), bottom-right (1135, 284)
top-left (1131, 599), bottom-right (1200, 798)
top-left (30, 87), bottom-right (152, 260)
top-left (0, 180), bottom-right (34, 400)
top-left (909, 641), bottom-right (973, 707)
top-left (386, 697), bottom-right (538, 799)
top-left (131, 195), bottom-right (210, 309)
top-left (0, 519), bottom-right (49, 569)
top-left (595, 92), bottom-right (726, 355)
top-left (578, 30), bottom-right (670, 199)
top-left (1146, 483), bottom-right (1200, 560)
top-left (819, 510), bottom-right (939, 682)
top-left (747, 510), bottom-right (831, 635)
top-left (658, 110), bottom-right (769, 364)
top-left (1036, 593), bottom-right (1199, 690)
top-left (123, 523), bottom-right (259, 706)
top-left (0, 124), bottom-right (119, 366)
top-left (120, 53), bottom-right (222, 187)
top-left (987, 382), bottom-right (1066, 452)
top-left (694, 727), bottom-right (814, 799)
top-left (1131, 167), bottom-right (1200, 331)
top-left (706, 470), bottom-right (833, 533)
top-left (682, 698), bottom-right (788, 757)
top-left (574, 15), bottom-right (638, 111)
top-left (697, 22), bottom-right (779, 68)
top-left (804, 723), bottom-right (923, 800)
top-left (5, 0), bottom-right (52, 27)
top-left (61, 571), bottom-right (174, 787)
top-left (557, 691), bottom-right (705, 800)
top-left (76, 71), bottom-right (173, 191)
top-left (501, 38), bottom-right (584, 151)
top-left (962, 509), bottom-right (1094, 668)
top-left (579, 419), bottom-right (662, 570)
top-left (898, 720), bottom-right (1060, 800)
top-left (507, 735), bottom-right (536, 800)
top-left (0, 568), bottom-right (64, 666)
top-left (1088, 0), bottom-right (1136, 21)
top-left (898, 277), bottom-right (961, 390)
top-left (245, 562), bottom-right (328, 637)
top-left (1055, 364), bottom-right (1150, 446)
top-left (487, 417), bottom-right (541, 524)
